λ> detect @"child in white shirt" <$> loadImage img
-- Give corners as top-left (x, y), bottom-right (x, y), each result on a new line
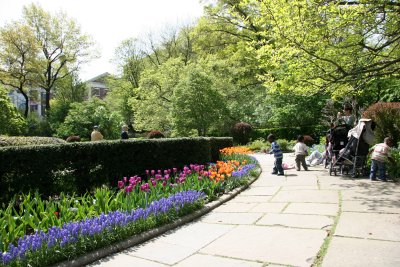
top-left (293, 135), bottom-right (309, 171)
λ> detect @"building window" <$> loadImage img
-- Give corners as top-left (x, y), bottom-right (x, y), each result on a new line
top-left (91, 87), bottom-right (100, 97)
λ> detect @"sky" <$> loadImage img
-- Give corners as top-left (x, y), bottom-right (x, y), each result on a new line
top-left (0, 0), bottom-right (205, 81)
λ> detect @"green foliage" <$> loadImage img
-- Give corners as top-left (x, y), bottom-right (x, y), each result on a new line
top-left (25, 113), bottom-right (52, 137)
top-left (388, 148), bottom-right (400, 182)
top-left (277, 139), bottom-right (296, 153)
top-left (172, 67), bottom-right (228, 136)
top-left (0, 136), bottom-right (65, 147)
top-left (232, 122), bottom-right (253, 145)
top-left (251, 125), bottom-right (325, 144)
top-left (246, 139), bottom-right (270, 152)
top-left (363, 102), bottom-right (400, 146)
top-left (56, 97), bottom-right (123, 140)
top-left (0, 87), bottom-right (26, 135)
top-left (0, 137), bottom-right (232, 203)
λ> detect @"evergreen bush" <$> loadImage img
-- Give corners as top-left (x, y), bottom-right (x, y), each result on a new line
top-left (232, 122), bottom-right (252, 145)
top-left (0, 137), bottom-right (232, 203)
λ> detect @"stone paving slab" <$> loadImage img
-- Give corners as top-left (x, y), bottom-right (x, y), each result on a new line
top-left (250, 202), bottom-right (287, 213)
top-left (153, 222), bottom-right (234, 249)
top-left (271, 190), bottom-right (339, 203)
top-left (229, 195), bottom-right (272, 203)
top-left (251, 177), bottom-right (286, 187)
top-left (125, 241), bottom-right (196, 265)
top-left (284, 203), bottom-right (338, 216)
top-left (283, 176), bottom-right (318, 186)
top-left (256, 213), bottom-right (333, 230)
top-left (174, 253), bottom-right (263, 267)
top-left (88, 253), bottom-right (167, 267)
top-left (200, 212), bottom-right (263, 225)
top-left (213, 202), bottom-right (258, 213)
top-left (335, 212), bottom-right (400, 241)
top-left (322, 236), bottom-right (400, 267)
top-left (341, 189), bottom-right (400, 202)
top-left (280, 185), bottom-right (319, 191)
top-left (240, 186), bottom-right (280, 196)
top-left (199, 225), bottom-right (327, 267)
top-left (342, 200), bottom-right (400, 214)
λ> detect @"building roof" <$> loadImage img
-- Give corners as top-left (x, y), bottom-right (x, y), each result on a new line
top-left (85, 72), bottom-right (110, 83)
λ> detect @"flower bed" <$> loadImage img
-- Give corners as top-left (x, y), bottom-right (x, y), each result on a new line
top-left (0, 150), bottom-right (259, 266)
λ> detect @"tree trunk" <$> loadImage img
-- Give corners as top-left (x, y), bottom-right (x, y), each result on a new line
top-left (45, 90), bottom-right (51, 116)
top-left (21, 90), bottom-right (29, 118)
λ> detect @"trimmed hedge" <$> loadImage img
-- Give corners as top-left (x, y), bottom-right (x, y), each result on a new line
top-left (251, 125), bottom-right (326, 144)
top-left (0, 137), bottom-right (232, 203)
top-left (0, 136), bottom-right (66, 147)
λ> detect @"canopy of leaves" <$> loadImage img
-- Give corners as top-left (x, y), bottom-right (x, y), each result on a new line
top-left (56, 98), bottom-right (122, 140)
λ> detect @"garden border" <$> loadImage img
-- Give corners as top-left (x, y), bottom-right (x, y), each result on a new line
top-left (54, 165), bottom-right (262, 267)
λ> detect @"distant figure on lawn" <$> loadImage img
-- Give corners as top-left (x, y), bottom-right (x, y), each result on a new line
top-left (267, 134), bottom-right (284, 176)
top-left (121, 125), bottom-right (129, 139)
top-left (91, 126), bottom-right (103, 141)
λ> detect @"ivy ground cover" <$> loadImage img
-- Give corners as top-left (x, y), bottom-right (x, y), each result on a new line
top-left (0, 149), bottom-right (259, 266)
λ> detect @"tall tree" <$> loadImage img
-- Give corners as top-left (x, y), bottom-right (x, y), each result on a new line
top-left (23, 3), bottom-right (94, 114)
top-left (0, 22), bottom-right (38, 117)
top-left (172, 67), bottom-right (228, 136)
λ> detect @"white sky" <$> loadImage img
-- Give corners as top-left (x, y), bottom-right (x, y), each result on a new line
top-left (0, 0), bottom-right (205, 81)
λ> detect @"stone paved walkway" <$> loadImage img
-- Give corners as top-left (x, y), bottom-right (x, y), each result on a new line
top-left (89, 153), bottom-right (400, 267)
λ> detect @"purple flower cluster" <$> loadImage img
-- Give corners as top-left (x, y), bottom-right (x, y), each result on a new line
top-left (232, 164), bottom-right (256, 177)
top-left (0, 190), bottom-right (205, 265)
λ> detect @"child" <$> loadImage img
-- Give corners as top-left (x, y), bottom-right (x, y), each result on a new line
top-left (267, 134), bottom-right (284, 176)
top-left (369, 137), bottom-right (394, 182)
top-left (294, 135), bottom-right (309, 171)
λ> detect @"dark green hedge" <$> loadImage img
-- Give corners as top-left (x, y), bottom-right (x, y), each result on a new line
top-left (251, 125), bottom-right (326, 143)
top-left (0, 137), bottom-right (232, 203)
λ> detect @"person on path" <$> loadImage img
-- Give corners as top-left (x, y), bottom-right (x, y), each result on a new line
top-left (91, 125), bottom-right (103, 141)
top-left (294, 135), bottom-right (309, 171)
top-left (369, 137), bottom-right (394, 182)
top-left (267, 134), bottom-right (284, 176)
top-left (121, 125), bottom-right (129, 139)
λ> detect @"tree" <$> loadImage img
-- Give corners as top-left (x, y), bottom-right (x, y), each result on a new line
top-left (23, 3), bottom-right (95, 114)
top-left (105, 77), bottom-right (136, 131)
top-left (130, 58), bottom-right (185, 132)
top-left (0, 22), bottom-right (38, 117)
top-left (56, 98), bottom-right (122, 140)
top-left (0, 85), bottom-right (26, 135)
top-left (241, 0), bottom-right (400, 95)
top-left (172, 67), bottom-right (228, 136)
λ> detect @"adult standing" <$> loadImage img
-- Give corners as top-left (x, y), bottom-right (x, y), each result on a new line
top-left (121, 125), bottom-right (129, 139)
top-left (91, 125), bottom-right (103, 141)
top-left (337, 105), bottom-right (356, 127)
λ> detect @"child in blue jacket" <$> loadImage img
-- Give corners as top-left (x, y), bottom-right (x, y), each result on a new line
top-left (267, 134), bottom-right (284, 176)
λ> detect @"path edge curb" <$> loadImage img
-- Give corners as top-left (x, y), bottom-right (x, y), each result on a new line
top-left (54, 166), bottom-right (261, 267)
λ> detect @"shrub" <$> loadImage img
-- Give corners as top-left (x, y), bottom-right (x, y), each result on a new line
top-left (148, 130), bottom-right (165, 139)
top-left (251, 125), bottom-right (325, 144)
top-left (0, 137), bottom-right (232, 203)
top-left (277, 139), bottom-right (296, 152)
top-left (0, 87), bottom-right (26, 135)
top-left (303, 135), bottom-right (315, 147)
top-left (246, 139), bottom-right (270, 152)
top-left (0, 136), bottom-right (66, 147)
top-left (363, 102), bottom-right (400, 146)
top-left (232, 122), bottom-right (252, 145)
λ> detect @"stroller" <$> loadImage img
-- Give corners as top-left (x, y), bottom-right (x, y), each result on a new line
top-left (329, 119), bottom-right (375, 177)
top-left (325, 124), bottom-right (351, 170)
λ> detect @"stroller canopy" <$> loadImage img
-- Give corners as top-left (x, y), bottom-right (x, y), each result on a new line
top-left (348, 119), bottom-right (375, 145)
